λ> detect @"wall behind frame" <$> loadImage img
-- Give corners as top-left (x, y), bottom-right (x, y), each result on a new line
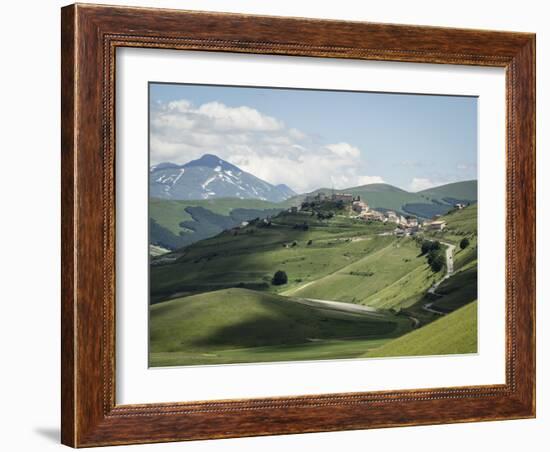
top-left (0, 1), bottom-right (546, 451)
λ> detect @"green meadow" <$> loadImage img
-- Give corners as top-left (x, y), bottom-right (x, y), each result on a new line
top-left (150, 288), bottom-right (411, 366)
top-left (366, 301), bottom-right (478, 358)
top-left (150, 203), bottom-right (478, 366)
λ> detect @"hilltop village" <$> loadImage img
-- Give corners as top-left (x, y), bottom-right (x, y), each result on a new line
top-left (299, 191), bottom-right (467, 237)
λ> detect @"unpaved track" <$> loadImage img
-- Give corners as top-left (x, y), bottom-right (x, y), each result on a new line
top-left (424, 242), bottom-right (456, 315)
top-left (295, 297), bottom-right (420, 328)
top-left (295, 297), bottom-right (383, 316)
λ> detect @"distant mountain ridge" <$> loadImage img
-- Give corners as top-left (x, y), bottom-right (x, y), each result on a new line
top-left (150, 154), bottom-right (297, 202)
top-left (418, 180), bottom-right (478, 202)
top-left (286, 180), bottom-right (477, 218)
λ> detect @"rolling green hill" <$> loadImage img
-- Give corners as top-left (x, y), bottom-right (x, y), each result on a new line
top-left (288, 238), bottom-right (433, 307)
top-left (424, 203), bottom-right (478, 272)
top-left (150, 211), bottom-right (395, 303)
top-left (149, 180), bottom-right (478, 253)
top-left (288, 180), bottom-right (477, 219)
top-left (150, 202), bottom-right (478, 366)
top-left (419, 180), bottom-right (478, 204)
top-left (150, 288), bottom-right (411, 366)
top-left (288, 183), bottom-right (428, 214)
top-left (431, 264), bottom-right (477, 312)
top-left (366, 301), bottom-right (478, 358)
top-left (151, 203), bottom-right (477, 307)
top-left (149, 197), bottom-right (285, 252)
top-left (441, 202), bottom-right (478, 235)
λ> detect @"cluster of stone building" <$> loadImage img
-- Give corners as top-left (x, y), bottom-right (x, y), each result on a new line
top-left (302, 191), bottom-right (447, 236)
top-left (304, 191), bottom-right (356, 204)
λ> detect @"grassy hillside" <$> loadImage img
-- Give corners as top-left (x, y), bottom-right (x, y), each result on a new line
top-left (362, 263), bottom-right (438, 310)
top-left (366, 301), bottom-right (478, 358)
top-left (405, 180), bottom-right (477, 218)
top-left (150, 198), bottom-right (284, 234)
top-left (149, 181), bottom-right (478, 252)
top-left (149, 195), bottom-right (478, 367)
top-left (442, 202), bottom-right (478, 235)
top-left (289, 181), bottom-right (477, 219)
top-left (424, 203), bottom-right (478, 271)
top-left (150, 211), bottom-right (395, 303)
top-left (419, 180), bottom-right (478, 204)
top-left (151, 205), bottom-right (477, 307)
top-left (431, 263), bottom-right (477, 312)
top-left (288, 183), bottom-right (430, 214)
top-left (289, 238), bottom-right (433, 307)
top-left (150, 288), bottom-right (411, 366)
top-left (149, 197), bottom-right (285, 251)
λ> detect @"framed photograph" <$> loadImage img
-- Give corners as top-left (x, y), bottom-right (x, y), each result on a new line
top-left (61, 4), bottom-right (536, 447)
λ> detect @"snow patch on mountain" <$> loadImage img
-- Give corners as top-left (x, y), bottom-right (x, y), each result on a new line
top-left (149, 154), bottom-right (296, 202)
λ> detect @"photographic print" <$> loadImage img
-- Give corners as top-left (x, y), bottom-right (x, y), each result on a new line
top-left (148, 83), bottom-right (478, 367)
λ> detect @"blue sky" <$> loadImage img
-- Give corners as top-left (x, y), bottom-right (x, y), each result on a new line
top-left (149, 83), bottom-right (477, 193)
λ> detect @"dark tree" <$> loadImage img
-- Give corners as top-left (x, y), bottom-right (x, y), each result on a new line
top-left (272, 270), bottom-right (288, 286)
top-left (428, 252), bottom-right (445, 272)
top-left (460, 237), bottom-right (470, 249)
top-left (421, 239), bottom-right (441, 255)
top-left (420, 240), bottom-right (433, 255)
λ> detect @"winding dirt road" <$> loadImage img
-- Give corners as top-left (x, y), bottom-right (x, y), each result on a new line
top-left (294, 297), bottom-right (384, 316)
top-left (424, 241), bottom-right (456, 315)
top-left (293, 297), bottom-right (421, 329)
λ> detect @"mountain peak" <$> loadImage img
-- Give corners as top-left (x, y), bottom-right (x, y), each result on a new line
top-left (183, 154), bottom-right (241, 173)
top-left (150, 154), bottom-right (295, 202)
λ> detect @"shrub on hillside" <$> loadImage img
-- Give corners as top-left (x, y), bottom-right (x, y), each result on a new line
top-left (293, 222), bottom-right (309, 231)
top-left (421, 240), bottom-right (441, 255)
top-left (427, 250), bottom-right (445, 272)
top-left (272, 270), bottom-right (288, 286)
top-left (421, 241), bottom-right (430, 255)
top-left (460, 237), bottom-right (470, 249)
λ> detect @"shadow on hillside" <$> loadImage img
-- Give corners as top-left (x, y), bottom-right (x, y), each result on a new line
top-left (151, 213), bottom-right (325, 302)
top-left (189, 306), bottom-right (396, 350)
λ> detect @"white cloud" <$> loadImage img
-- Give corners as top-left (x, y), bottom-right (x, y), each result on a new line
top-left (409, 177), bottom-right (439, 192)
top-left (357, 175), bottom-right (385, 185)
top-left (289, 128), bottom-right (306, 140)
top-left (160, 100), bottom-right (283, 132)
top-left (325, 142), bottom-right (361, 159)
top-left (457, 162), bottom-right (476, 171)
top-left (150, 98), bottom-right (375, 193)
top-left (167, 99), bottom-right (193, 112)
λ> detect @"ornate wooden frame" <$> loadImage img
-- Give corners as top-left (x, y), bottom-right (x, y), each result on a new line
top-left (61, 3), bottom-right (536, 447)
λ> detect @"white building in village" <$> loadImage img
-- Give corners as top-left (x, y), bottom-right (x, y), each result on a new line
top-left (352, 200), bottom-right (369, 214)
top-left (424, 220), bottom-right (447, 231)
top-left (385, 211), bottom-right (399, 223)
top-left (362, 210), bottom-right (385, 222)
top-left (405, 216), bottom-right (418, 227)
